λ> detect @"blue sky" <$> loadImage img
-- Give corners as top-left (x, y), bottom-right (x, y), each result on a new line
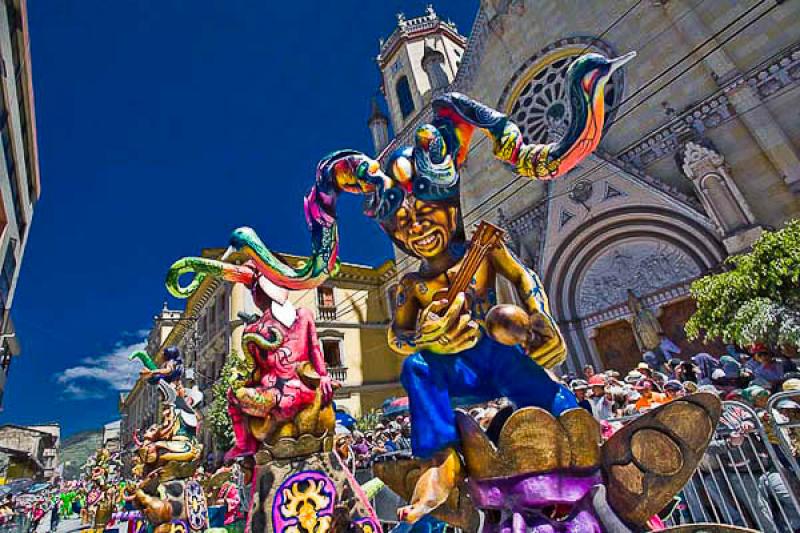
top-left (1, 1), bottom-right (477, 436)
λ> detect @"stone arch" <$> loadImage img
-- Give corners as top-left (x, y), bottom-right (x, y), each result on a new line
top-left (699, 172), bottom-right (750, 233)
top-left (542, 205), bottom-right (725, 370)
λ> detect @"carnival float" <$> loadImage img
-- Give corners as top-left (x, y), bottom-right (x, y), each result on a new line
top-left (146, 51), bottom-right (740, 533)
top-left (122, 347), bottom-right (210, 533)
top-left (81, 447), bottom-right (123, 532)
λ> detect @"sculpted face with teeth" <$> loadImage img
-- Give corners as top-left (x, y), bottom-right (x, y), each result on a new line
top-left (388, 196), bottom-right (459, 261)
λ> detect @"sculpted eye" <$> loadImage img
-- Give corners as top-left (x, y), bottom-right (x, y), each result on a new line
top-left (395, 209), bottom-right (409, 227)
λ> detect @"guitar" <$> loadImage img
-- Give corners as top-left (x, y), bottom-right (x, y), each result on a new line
top-left (433, 220), bottom-right (506, 312)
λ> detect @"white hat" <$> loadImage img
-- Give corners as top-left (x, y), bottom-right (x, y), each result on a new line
top-left (258, 275), bottom-right (289, 305)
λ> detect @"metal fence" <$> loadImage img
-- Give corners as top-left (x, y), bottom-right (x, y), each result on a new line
top-left (659, 400), bottom-right (800, 532)
top-left (365, 400), bottom-right (800, 532)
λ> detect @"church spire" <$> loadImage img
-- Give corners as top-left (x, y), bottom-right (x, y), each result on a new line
top-left (367, 96), bottom-right (389, 155)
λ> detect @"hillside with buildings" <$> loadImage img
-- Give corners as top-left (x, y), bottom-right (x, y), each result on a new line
top-left (60, 429), bottom-right (101, 480)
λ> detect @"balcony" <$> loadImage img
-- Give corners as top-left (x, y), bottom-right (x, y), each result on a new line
top-left (318, 306), bottom-right (337, 321)
top-left (328, 366), bottom-right (348, 383)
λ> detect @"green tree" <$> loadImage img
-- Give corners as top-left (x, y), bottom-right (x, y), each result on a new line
top-left (686, 219), bottom-right (800, 349)
top-left (354, 409), bottom-right (382, 432)
top-left (207, 350), bottom-right (250, 451)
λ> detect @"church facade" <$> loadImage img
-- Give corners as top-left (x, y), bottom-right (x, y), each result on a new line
top-left (368, 2), bottom-right (800, 373)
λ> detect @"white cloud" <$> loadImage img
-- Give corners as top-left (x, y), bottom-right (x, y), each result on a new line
top-left (61, 383), bottom-right (105, 400)
top-left (57, 334), bottom-right (148, 400)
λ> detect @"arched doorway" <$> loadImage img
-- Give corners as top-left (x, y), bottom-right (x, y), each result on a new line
top-left (544, 206), bottom-right (725, 372)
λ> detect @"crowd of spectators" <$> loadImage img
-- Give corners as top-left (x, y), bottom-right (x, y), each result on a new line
top-left (335, 416), bottom-right (413, 470)
top-left (336, 343), bottom-right (800, 470)
top-left (561, 343), bottom-right (800, 425)
top-left (0, 490), bottom-right (61, 533)
top-left (559, 342), bottom-right (800, 531)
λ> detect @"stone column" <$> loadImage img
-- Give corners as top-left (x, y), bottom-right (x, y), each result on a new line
top-left (680, 141), bottom-right (762, 253)
top-left (660, 0), bottom-right (800, 193)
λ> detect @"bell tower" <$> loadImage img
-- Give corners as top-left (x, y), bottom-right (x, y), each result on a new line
top-left (375, 6), bottom-right (467, 134)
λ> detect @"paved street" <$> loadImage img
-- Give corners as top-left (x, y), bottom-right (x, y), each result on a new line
top-left (33, 518), bottom-right (82, 533)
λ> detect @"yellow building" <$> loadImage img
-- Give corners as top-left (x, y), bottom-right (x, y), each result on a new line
top-left (278, 254), bottom-right (403, 418)
top-left (120, 248), bottom-right (402, 464)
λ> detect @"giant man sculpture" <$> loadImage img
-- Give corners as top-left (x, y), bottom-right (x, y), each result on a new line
top-left (167, 52), bottom-right (724, 531)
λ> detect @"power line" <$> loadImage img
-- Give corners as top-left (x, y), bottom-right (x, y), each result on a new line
top-left (351, 0), bottom-right (762, 288)
top-left (331, 3), bottom-right (791, 320)
top-left (611, 0), bottom-right (777, 125)
top-left (453, 0), bottom-right (782, 232)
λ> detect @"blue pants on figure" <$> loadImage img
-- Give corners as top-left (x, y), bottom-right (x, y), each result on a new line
top-left (400, 331), bottom-right (577, 459)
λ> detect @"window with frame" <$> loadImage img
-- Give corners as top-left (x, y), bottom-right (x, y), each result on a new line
top-left (396, 76), bottom-right (415, 118)
top-left (317, 286), bottom-right (335, 308)
top-left (0, 239), bottom-right (16, 309)
top-left (321, 339), bottom-right (342, 368)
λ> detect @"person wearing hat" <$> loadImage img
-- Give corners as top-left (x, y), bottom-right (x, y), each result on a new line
top-left (663, 380), bottom-right (684, 401)
top-left (633, 380), bottom-right (667, 412)
top-left (624, 370), bottom-right (643, 385)
top-left (683, 381), bottom-right (699, 394)
top-left (586, 374), bottom-right (604, 394)
top-left (773, 399), bottom-right (800, 458)
top-left (775, 398), bottom-right (800, 411)
top-left (636, 361), bottom-right (653, 376)
top-left (570, 380), bottom-right (593, 414)
top-left (639, 361), bottom-right (668, 391)
top-left (747, 344), bottom-right (788, 392)
top-left (783, 378), bottom-right (800, 392)
top-left (742, 385), bottom-right (770, 409)
top-left (586, 375), bottom-right (611, 420)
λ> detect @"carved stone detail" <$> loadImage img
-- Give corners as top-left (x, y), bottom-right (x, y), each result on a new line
top-left (578, 241), bottom-right (701, 316)
top-left (498, 200), bottom-right (548, 270)
top-left (619, 42), bottom-right (800, 168)
top-left (679, 141), bottom-right (761, 253)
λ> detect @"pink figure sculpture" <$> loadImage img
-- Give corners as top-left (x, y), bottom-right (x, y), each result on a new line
top-left (226, 262), bottom-right (335, 461)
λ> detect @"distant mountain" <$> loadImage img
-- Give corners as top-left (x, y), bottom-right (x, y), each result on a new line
top-left (61, 430), bottom-right (102, 480)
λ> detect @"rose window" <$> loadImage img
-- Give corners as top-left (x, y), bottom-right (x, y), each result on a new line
top-left (507, 44), bottom-right (623, 145)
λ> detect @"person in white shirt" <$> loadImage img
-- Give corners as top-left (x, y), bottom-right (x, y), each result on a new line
top-left (587, 375), bottom-right (615, 420)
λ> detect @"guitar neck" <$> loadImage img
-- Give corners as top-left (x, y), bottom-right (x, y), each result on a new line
top-left (445, 221), bottom-right (504, 302)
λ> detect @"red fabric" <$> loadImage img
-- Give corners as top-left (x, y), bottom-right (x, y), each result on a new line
top-left (242, 307), bottom-right (327, 421)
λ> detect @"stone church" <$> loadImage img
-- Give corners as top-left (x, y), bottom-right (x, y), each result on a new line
top-left (366, 1), bottom-right (800, 373)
